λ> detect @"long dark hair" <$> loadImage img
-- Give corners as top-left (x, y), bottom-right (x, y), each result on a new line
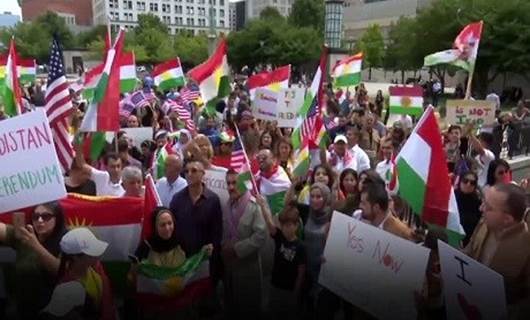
top-left (486, 159), bottom-right (510, 186)
top-left (310, 164), bottom-right (335, 190)
top-left (339, 168), bottom-right (358, 196)
top-left (148, 207), bottom-right (179, 252)
top-left (34, 201), bottom-right (67, 257)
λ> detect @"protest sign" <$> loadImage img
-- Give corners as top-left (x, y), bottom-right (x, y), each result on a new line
top-left (438, 240), bottom-right (507, 320)
top-left (446, 100), bottom-right (496, 126)
top-left (204, 168), bottom-right (229, 217)
top-left (277, 87), bottom-right (305, 127)
top-left (319, 212), bottom-right (430, 320)
top-left (252, 88), bottom-right (279, 122)
top-left (0, 109), bottom-right (66, 213)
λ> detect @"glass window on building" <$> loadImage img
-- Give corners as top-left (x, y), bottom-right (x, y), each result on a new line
top-left (220, 9), bottom-right (224, 16)
top-left (220, 19), bottom-right (224, 27)
top-left (220, 0), bottom-right (224, 5)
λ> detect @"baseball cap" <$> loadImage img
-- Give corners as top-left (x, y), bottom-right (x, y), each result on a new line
top-left (334, 134), bottom-right (348, 144)
top-left (60, 228), bottom-right (108, 257)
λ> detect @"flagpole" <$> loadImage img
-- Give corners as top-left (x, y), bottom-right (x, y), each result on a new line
top-left (464, 66), bottom-right (474, 100)
top-left (234, 124), bottom-right (259, 193)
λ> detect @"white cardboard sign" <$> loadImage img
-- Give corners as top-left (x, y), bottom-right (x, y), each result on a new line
top-left (0, 109), bottom-right (66, 213)
top-left (252, 88), bottom-right (279, 122)
top-left (276, 88), bottom-right (305, 128)
top-left (438, 240), bottom-right (507, 320)
top-left (319, 212), bottom-right (430, 320)
top-left (204, 167), bottom-right (229, 217)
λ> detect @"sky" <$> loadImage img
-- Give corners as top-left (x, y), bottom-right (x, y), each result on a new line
top-left (0, 0), bottom-right (21, 16)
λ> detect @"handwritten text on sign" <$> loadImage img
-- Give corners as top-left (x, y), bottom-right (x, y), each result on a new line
top-left (438, 240), bottom-right (507, 320)
top-left (446, 100), bottom-right (496, 126)
top-left (0, 109), bottom-right (66, 213)
top-left (276, 88), bottom-right (305, 128)
top-left (252, 88), bottom-right (278, 122)
top-left (319, 212), bottom-right (430, 320)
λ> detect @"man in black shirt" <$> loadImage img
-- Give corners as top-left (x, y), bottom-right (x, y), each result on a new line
top-left (64, 162), bottom-right (96, 196)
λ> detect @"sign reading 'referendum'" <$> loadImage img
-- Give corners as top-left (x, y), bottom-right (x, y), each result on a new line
top-left (0, 109), bottom-right (66, 213)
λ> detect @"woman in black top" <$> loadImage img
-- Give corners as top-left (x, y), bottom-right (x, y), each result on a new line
top-left (455, 172), bottom-right (482, 246)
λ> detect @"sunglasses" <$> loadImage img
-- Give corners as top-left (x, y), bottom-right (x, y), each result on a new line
top-left (462, 178), bottom-right (477, 186)
top-left (32, 212), bottom-right (55, 222)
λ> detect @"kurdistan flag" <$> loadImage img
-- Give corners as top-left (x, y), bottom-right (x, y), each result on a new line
top-left (389, 106), bottom-right (464, 244)
top-left (0, 53), bottom-right (36, 85)
top-left (292, 47), bottom-right (328, 150)
top-left (388, 85), bottom-right (424, 116)
top-left (153, 58), bottom-right (186, 91)
top-left (119, 51), bottom-right (137, 93)
top-left (258, 165), bottom-right (291, 216)
top-left (60, 194), bottom-right (144, 261)
top-left (424, 21), bottom-right (483, 72)
top-left (331, 52), bottom-right (363, 87)
top-left (1, 38), bottom-right (23, 117)
top-left (136, 250), bottom-right (212, 308)
top-left (83, 63), bottom-right (104, 101)
top-left (247, 65), bottom-right (290, 99)
top-left (292, 142), bottom-right (310, 179)
top-left (188, 38), bottom-right (230, 113)
top-left (80, 29), bottom-right (125, 132)
top-left (151, 144), bottom-right (173, 180)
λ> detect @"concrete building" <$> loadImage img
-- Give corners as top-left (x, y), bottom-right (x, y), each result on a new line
top-left (0, 12), bottom-right (21, 28)
top-left (343, 0), bottom-right (436, 46)
top-left (93, 0), bottom-right (231, 36)
top-left (245, 0), bottom-right (294, 20)
top-left (229, 0), bottom-right (246, 31)
top-left (20, 0), bottom-right (94, 32)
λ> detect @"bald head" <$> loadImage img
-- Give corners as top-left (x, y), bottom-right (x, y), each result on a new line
top-left (257, 149), bottom-right (275, 172)
top-left (165, 154), bottom-right (183, 182)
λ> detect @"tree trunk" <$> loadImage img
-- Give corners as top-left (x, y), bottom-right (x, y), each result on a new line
top-left (401, 70), bottom-right (405, 84)
top-left (369, 67), bottom-right (372, 80)
top-left (474, 67), bottom-right (490, 98)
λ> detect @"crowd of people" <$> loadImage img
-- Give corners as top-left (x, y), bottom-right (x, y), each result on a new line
top-left (0, 73), bottom-right (529, 320)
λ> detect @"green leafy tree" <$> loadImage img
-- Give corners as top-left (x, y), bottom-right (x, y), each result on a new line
top-left (0, 11), bottom-right (74, 62)
top-left (289, 0), bottom-right (325, 32)
top-left (174, 35), bottom-right (208, 66)
top-left (260, 7), bottom-right (284, 21)
top-left (355, 24), bottom-right (385, 80)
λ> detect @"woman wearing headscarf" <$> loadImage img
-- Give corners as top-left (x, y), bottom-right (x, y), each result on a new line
top-left (0, 201), bottom-right (67, 319)
top-left (172, 129), bottom-right (192, 159)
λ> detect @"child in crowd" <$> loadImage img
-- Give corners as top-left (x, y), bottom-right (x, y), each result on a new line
top-left (256, 196), bottom-right (306, 318)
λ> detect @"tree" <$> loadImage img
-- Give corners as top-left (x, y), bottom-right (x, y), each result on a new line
top-left (411, 0), bottom-right (530, 96)
top-left (0, 11), bottom-right (74, 62)
top-left (260, 7), bottom-right (284, 21)
top-left (356, 24), bottom-right (385, 80)
top-left (289, 0), bottom-right (325, 32)
top-left (228, 17), bottom-right (320, 71)
top-left (174, 34), bottom-right (208, 67)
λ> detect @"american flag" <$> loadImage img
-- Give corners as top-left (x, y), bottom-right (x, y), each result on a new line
top-left (119, 89), bottom-right (154, 118)
top-left (45, 36), bottom-right (74, 173)
top-left (301, 97), bottom-right (319, 145)
top-left (162, 99), bottom-right (196, 133)
top-left (180, 85), bottom-right (201, 106)
top-left (230, 137), bottom-right (245, 172)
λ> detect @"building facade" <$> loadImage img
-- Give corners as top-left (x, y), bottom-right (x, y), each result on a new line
top-left (21, 0), bottom-right (94, 31)
top-left (343, 0), bottom-right (436, 46)
top-left (93, 0), bottom-right (231, 36)
top-left (245, 0), bottom-right (293, 20)
top-left (0, 12), bottom-right (21, 28)
top-left (229, 0), bottom-right (246, 31)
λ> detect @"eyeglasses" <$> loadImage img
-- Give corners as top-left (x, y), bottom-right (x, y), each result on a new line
top-left (32, 212), bottom-right (55, 222)
top-left (461, 178), bottom-right (477, 186)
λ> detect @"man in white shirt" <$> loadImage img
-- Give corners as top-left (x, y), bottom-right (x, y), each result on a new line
top-left (156, 154), bottom-right (188, 207)
top-left (321, 135), bottom-right (357, 173)
top-left (345, 126), bottom-right (371, 173)
top-left (467, 128), bottom-right (496, 188)
top-left (375, 138), bottom-right (394, 187)
top-left (74, 142), bottom-right (125, 196)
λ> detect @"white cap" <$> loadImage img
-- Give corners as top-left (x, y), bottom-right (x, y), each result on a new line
top-left (334, 134), bottom-right (348, 144)
top-left (60, 227), bottom-right (108, 257)
top-left (42, 281), bottom-right (86, 317)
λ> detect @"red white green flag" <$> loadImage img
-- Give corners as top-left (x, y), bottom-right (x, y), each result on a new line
top-left (188, 38), bottom-right (230, 112)
top-left (389, 86), bottom-right (424, 116)
top-left (119, 51), bottom-right (137, 93)
top-left (1, 38), bottom-right (23, 117)
top-left (80, 29), bottom-right (125, 132)
top-left (247, 65), bottom-right (290, 99)
top-left (153, 58), bottom-right (186, 91)
top-left (331, 52), bottom-right (363, 87)
top-left (0, 53), bottom-right (36, 85)
top-left (389, 106), bottom-right (464, 243)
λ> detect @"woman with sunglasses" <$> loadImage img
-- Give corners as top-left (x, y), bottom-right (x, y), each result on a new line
top-left (0, 201), bottom-right (67, 318)
top-left (455, 172), bottom-right (482, 246)
top-left (485, 159), bottom-right (512, 190)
